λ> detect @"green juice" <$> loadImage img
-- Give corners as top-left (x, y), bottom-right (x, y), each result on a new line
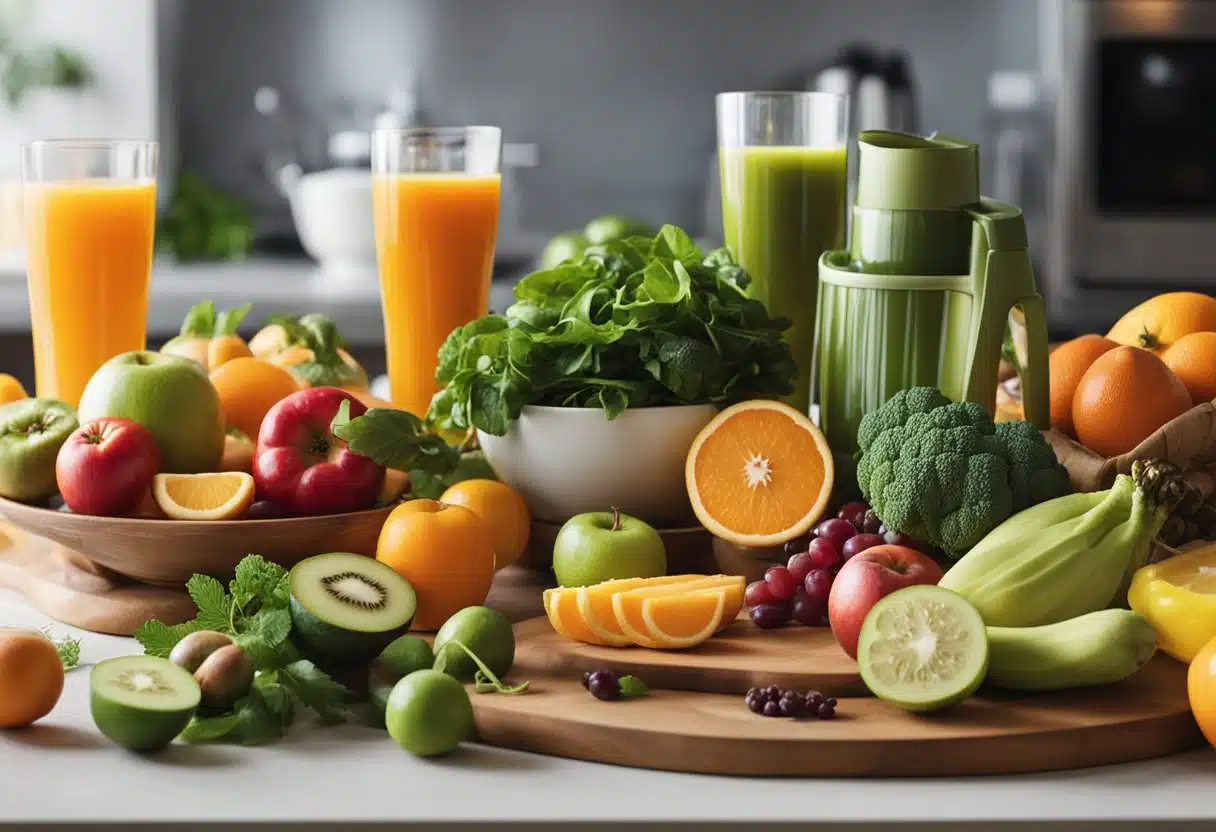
top-left (719, 145), bottom-right (847, 411)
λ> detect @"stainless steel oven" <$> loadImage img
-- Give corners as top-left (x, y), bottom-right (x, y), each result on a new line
top-left (1043, 0), bottom-right (1216, 334)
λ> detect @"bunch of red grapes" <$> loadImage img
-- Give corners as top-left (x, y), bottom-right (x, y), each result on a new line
top-left (744, 501), bottom-right (925, 630)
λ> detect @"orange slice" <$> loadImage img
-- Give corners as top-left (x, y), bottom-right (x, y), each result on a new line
top-left (641, 589), bottom-right (727, 649)
top-left (685, 399), bottom-right (834, 547)
top-left (574, 574), bottom-right (708, 647)
top-left (152, 472), bottom-right (256, 521)
top-left (545, 576), bottom-right (697, 646)
top-left (611, 575), bottom-right (745, 648)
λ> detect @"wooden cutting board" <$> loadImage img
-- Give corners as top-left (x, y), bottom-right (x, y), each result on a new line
top-left (470, 616), bottom-right (1206, 777)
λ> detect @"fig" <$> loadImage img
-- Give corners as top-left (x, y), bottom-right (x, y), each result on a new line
top-left (169, 630), bottom-right (234, 673)
top-left (193, 644), bottom-right (255, 711)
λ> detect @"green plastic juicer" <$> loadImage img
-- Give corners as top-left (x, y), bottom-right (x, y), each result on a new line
top-left (813, 130), bottom-right (1050, 470)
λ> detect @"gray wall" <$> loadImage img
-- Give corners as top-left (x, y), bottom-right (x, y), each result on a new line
top-left (173, 0), bottom-right (1039, 237)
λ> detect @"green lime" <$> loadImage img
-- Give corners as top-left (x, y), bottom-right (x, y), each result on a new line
top-left (433, 606), bottom-right (514, 683)
top-left (375, 635), bottom-right (435, 679)
top-left (385, 670), bottom-right (473, 756)
top-left (539, 232), bottom-right (590, 270)
top-left (856, 585), bottom-right (989, 713)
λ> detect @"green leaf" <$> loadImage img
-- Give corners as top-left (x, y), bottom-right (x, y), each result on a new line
top-left (333, 408), bottom-right (461, 473)
top-left (252, 674), bottom-right (294, 729)
top-left (618, 675), bottom-right (649, 698)
top-left (229, 554), bottom-right (289, 612)
top-left (232, 694), bottom-right (285, 746)
top-left (179, 300), bottom-right (217, 337)
top-left (134, 618), bottom-right (204, 658)
top-left (40, 628), bottom-right (81, 671)
top-left (186, 574), bottom-right (234, 634)
top-left (180, 713), bottom-right (241, 743)
top-left (653, 224), bottom-right (701, 266)
top-left (214, 302), bottom-right (253, 336)
top-left (279, 660), bottom-right (350, 724)
top-left (330, 399), bottom-right (352, 435)
top-left (234, 608), bottom-right (292, 667)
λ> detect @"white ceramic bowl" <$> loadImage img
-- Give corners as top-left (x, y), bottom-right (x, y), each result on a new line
top-left (286, 168), bottom-right (376, 272)
top-left (477, 404), bottom-right (718, 529)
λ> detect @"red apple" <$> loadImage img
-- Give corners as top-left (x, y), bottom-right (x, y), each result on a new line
top-left (828, 544), bottom-right (944, 659)
top-left (253, 387), bottom-right (383, 516)
top-left (56, 417), bottom-right (161, 516)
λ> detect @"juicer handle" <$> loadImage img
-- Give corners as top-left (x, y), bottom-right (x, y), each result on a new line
top-left (1013, 293), bottom-right (1050, 429)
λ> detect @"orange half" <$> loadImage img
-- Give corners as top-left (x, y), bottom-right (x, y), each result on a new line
top-left (152, 472), bottom-right (255, 521)
top-left (685, 399), bottom-right (834, 547)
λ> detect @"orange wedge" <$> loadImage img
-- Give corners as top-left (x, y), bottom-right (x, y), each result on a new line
top-left (545, 576), bottom-right (698, 646)
top-left (640, 589), bottom-right (727, 649)
top-left (611, 575), bottom-right (745, 648)
top-left (570, 575), bottom-right (707, 646)
top-left (152, 472), bottom-right (256, 521)
top-left (685, 399), bottom-right (834, 547)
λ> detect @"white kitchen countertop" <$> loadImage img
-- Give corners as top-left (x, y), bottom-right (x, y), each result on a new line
top-left (0, 257), bottom-right (522, 345)
top-left (1, 589), bottom-right (1215, 828)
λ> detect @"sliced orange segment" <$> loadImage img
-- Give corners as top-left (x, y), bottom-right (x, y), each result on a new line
top-left (152, 472), bottom-right (256, 521)
top-left (686, 399), bottom-right (834, 547)
top-left (611, 575), bottom-right (745, 648)
top-left (641, 589), bottom-right (727, 649)
top-left (544, 587), bottom-right (605, 644)
top-left (573, 574), bottom-right (706, 647)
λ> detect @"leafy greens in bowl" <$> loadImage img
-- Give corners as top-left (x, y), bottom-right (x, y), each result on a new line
top-left (427, 225), bottom-right (799, 436)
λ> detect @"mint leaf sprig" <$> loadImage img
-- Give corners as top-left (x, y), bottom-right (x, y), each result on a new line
top-left (134, 554), bottom-right (349, 745)
top-left (39, 627), bottom-right (81, 671)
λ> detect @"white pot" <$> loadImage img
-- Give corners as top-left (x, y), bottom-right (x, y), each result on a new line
top-left (284, 167), bottom-right (376, 274)
top-left (477, 404), bottom-right (718, 529)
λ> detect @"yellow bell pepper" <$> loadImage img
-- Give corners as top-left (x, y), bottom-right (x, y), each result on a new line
top-left (1129, 543), bottom-right (1216, 663)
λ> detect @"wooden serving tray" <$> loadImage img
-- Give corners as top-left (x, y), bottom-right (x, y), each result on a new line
top-left (469, 615), bottom-right (1205, 777)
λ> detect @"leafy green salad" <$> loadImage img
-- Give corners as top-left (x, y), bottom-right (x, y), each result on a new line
top-left (427, 225), bottom-right (799, 436)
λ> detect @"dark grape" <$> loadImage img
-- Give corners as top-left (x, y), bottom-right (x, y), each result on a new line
top-left (786, 551), bottom-right (815, 584)
top-left (842, 533), bottom-right (885, 561)
top-left (805, 691), bottom-right (825, 709)
top-left (764, 565), bottom-right (798, 601)
top-left (587, 670), bottom-right (619, 701)
top-left (744, 579), bottom-right (777, 607)
top-left (816, 702), bottom-right (836, 719)
top-left (582, 671), bottom-right (592, 689)
top-left (750, 604), bottom-right (791, 629)
top-left (764, 684), bottom-right (781, 699)
top-left (825, 697), bottom-right (838, 708)
top-left (883, 530), bottom-right (922, 550)
top-left (790, 588), bottom-right (824, 626)
top-left (762, 700), bottom-right (781, 717)
top-left (246, 500), bottom-right (286, 520)
top-left (803, 569), bottom-right (833, 605)
top-left (779, 694), bottom-right (804, 718)
top-left (814, 518), bottom-right (856, 550)
top-left (783, 537), bottom-right (810, 556)
top-left (805, 537), bottom-right (841, 570)
top-left (747, 696), bottom-right (765, 714)
top-left (836, 501), bottom-right (870, 529)
top-left (861, 509), bottom-right (883, 534)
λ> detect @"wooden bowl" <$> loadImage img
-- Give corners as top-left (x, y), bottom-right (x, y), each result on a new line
top-left (0, 496), bottom-right (393, 587)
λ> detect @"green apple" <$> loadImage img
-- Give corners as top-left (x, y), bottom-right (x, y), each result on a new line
top-left (78, 351), bottom-right (224, 474)
top-left (583, 215), bottom-right (653, 246)
top-left (0, 398), bottom-right (78, 502)
top-left (552, 508), bottom-right (667, 587)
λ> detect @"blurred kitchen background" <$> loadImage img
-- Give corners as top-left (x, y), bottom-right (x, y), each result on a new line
top-left (0, 0), bottom-right (1208, 390)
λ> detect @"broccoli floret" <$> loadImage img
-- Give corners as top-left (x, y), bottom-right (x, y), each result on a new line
top-left (856, 386), bottom-right (1072, 559)
top-left (995, 420), bottom-right (1073, 512)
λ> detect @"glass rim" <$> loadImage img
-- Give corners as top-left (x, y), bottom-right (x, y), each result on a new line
top-left (716, 90), bottom-right (847, 105)
top-left (371, 125), bottom-right (502, 140)
top-left (21, 138), bottom-right (159, 155)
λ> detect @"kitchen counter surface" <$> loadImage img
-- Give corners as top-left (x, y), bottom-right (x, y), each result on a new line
top-left (1, 589), bottom-right (1215, 828)
top-left (0, 257), bottom-right (523, 345)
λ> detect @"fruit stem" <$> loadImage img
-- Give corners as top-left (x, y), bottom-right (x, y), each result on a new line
top-left (610, 506), bottom-right (621, 532)
top-left (1138, 326), bottom-right (1160, 351)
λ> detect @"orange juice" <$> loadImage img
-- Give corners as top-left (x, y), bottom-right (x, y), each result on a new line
top-left (372, 173), bottom-right (500, 418)
top-left (24, 180), bottom-right (156, 407)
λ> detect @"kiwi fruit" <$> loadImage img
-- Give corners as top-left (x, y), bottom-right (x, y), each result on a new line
top-left (90, 656), bottom-right (200, 750)
top-left (288, 552), bottom-right (417, 663)
top-left (194, 644), bottom-right (255, 712)
top-left (168, 630), bottom-right (234, 673)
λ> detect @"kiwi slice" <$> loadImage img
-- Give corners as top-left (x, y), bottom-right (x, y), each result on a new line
top-left (90, 656), bottom-right (200, 750)
top-left (289, 552), bottom-right (417, 663)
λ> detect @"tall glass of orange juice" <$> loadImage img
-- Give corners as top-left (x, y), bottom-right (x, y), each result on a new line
top-left (371, 126), bottom-right (501, 419)
top-left (22, 140), bottom-right (158, 407)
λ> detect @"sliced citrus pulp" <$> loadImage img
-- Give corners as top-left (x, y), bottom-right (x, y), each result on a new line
top-left (639, 589), bottom-right (727, 649)
top-left (545, 575), bottom-right (702, 646)
top-left (152, 472), bottom-right (256, 521)
top-left (685, 399), bottom-right (834, 547)
top-left (610, 575), bottom-right (745, 648)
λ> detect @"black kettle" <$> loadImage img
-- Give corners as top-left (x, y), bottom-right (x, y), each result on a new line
top-left (810, 44), bottom-right (919, 135)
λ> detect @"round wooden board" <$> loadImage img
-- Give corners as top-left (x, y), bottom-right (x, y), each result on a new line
top-left (512, 614), bottom-right (867, 696)
top-left (471, 654), bottom-right (1202, 777)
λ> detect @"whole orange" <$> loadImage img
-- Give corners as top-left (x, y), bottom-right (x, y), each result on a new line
top-left (376, 499), bottom-right (496, 631)
top-left (1072, 346), bottom-right (1192, 457)
top-left (209, 357), bottom-right (301, 443)
top-left (0, 628), bottom-right (64, 728)
top-left (1107, 291), bottom-right (1216, 353)
top-left (440, 479), bottom-right (531, 569)
top-left (1048, 334), bottom-right (1119, 436)
top-left (1163, 331), bottom-right (1216, 406)
top-left (1189, 633), bottom-right (1216, 748)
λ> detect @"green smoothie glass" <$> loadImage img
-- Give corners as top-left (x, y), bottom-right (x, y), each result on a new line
top-left (716, 91), bottom-right (849, 413)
